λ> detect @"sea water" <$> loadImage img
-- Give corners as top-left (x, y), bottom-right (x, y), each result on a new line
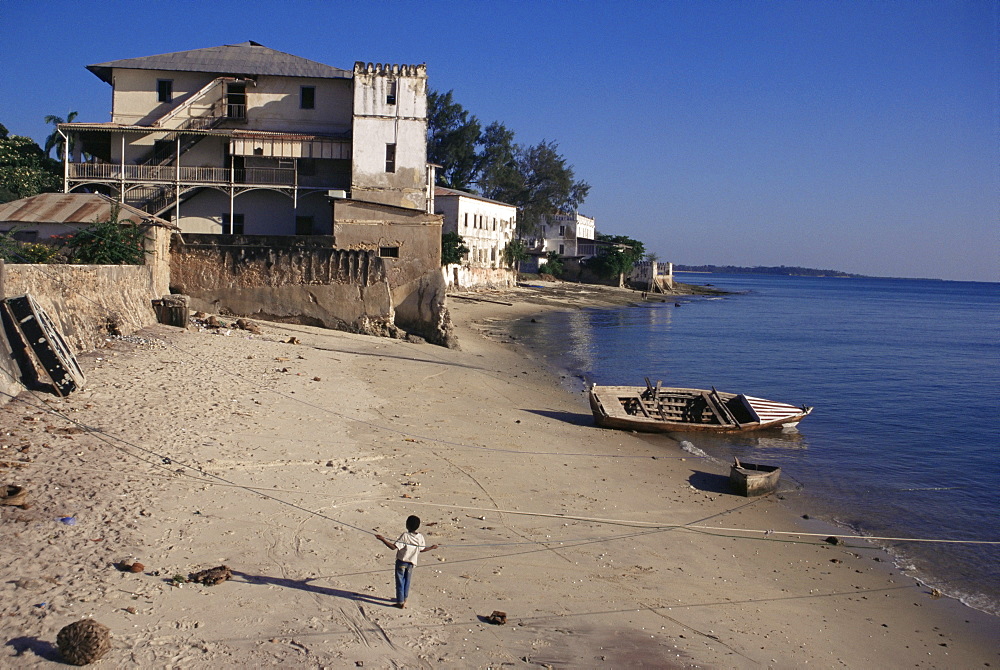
top-left (512, 273), bottom-right (1000, 616)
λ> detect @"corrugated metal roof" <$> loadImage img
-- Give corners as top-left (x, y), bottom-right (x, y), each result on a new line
top-left (59, 122), bottom-right (351, 142)
top-left (87, 42), bottom-right (352, 84)
top-left (0, 193), bottom-right (175, 228)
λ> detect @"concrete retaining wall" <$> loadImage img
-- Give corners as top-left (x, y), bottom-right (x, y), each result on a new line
top-left (0, 262), bottom-right (159, 354)
top-left (169, 235), bottom-right (400, 336)
top-left (170, 233), bottom-right (455, 346)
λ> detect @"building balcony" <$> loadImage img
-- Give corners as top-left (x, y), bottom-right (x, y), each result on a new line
top-left (68, 162), bottom-right (296, 187)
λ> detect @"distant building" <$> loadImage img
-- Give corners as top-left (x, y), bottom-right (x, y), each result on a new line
top-left (629, 260), bottom-right (674, 291)
top-left (435, 186), bottom-right (516, 289)
top-left (520, 210), bottom-right (597, 273)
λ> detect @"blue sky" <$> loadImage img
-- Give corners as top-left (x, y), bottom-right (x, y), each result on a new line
top-left (2, 0), bottom-right (996, 281)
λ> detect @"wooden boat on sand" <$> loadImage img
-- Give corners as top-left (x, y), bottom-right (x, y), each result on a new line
top-left (588, 378), bottom-right (812, 434)
top-left (729, 458), bottom-right (781, 497)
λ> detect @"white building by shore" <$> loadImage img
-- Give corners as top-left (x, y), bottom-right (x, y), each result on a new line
top-left (435, 186), bottom-right (516, 289)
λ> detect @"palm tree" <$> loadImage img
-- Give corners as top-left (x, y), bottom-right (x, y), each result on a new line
top-left (44, 111), bottom-right (78, 160)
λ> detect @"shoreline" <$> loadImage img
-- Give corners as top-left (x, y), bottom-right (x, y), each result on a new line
top-left (1, 282), bottom-right (996, 667)
top-left (489, 281), bottom-right (1000, 619)
top-left (453, 283), bottom-right (1000, 639)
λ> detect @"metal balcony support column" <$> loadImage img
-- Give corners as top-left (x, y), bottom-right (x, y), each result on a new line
top-left (228, 152), bottom-right (235, 235)
top-left (174, 135), bottom-right (181, 224)
top-left (59, 129), bottom-right (69, 193)
top-left (119, 135), bottom-right (126, 204)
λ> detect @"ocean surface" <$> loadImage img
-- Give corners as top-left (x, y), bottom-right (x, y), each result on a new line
top-left (512, 273), bottom-right (1000, 616)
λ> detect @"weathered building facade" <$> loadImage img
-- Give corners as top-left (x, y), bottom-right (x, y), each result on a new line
top-left (58, 42), bottom-right (451, 344)
top-left (435, 186), bottom-right (516, 289)
top-left (521, 210), bottom-right (597, 273)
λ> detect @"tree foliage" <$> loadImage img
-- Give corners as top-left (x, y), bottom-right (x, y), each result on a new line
top-left (440, 231), bottom-right (470, 266)
top-left (44, 111), bottom-right (78, 160)
top-left (66, 205), bottom-right (148, 265)
top-left (514, 140), bottom-right (590, 236)
top-left (427, 90), bottom-right (481, 190)
top-left (0, 123), bottom-right (61, 203)
top-left (584, 233), bottom-right (647, 287)
top-left (539, 250), bottom-right (564, 278)
top-left (500, 239), bottom-right (528, 270)
top-left (426, 91), bottom-right (590, 237)
top-left (478, 122), bottom-right (523, 202)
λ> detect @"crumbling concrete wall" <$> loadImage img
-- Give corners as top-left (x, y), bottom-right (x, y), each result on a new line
top-left (0, 262), bottom-right (159, 354)
top-left (170, 186), bottom-right (456, 347)
top-left (169, 235), bottom-right (400, 337)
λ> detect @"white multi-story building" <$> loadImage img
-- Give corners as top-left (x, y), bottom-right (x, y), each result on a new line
top-left (435, 186), bottom-right (517, 288)
top-left (537, 211), bottom-right (595, 258)
top-left (59, 42), bottom-right (432, 236)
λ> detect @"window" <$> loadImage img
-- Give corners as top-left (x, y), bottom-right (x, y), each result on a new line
top-left (227, 83), bottom-right (247, 119)
top-left (386, 80), bottom-right (397, 105)
top-left (157, 79), bottom-right (173, 103)
top-left (464, 212), bottom-right (468, 227)
top-left (385, 143), bottom-right (396, 173)
top-left (222, 213), bottom-right (245, 235)
top-left (379, 246), bottom-right (399, 258)
top-left (559, 244), bottom-right (565, 255)
top-left (295, 216), bottom-right (314, 235)
top-left (300, 86), bottom-right (315, 110)
top-left (559, 225), bottom-right (566, 236)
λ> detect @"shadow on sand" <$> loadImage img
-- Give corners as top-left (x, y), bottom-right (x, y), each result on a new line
top-left (522, 409), bottom-right (594, 427)
top-left (5, 636), bottom-right (61, 663)
top-left (230, 570), bottom-right (396, 608)
top-left (688, 470), bottom-right (733, 494)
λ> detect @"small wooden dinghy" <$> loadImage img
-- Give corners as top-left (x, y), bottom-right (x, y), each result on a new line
top-left (729, 458), bottom-right (781, 497)
top-left (588, 378), bottom-right (812, 434)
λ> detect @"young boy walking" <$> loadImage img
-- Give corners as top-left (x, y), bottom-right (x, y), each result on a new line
top-left (376, 515), bottom-right (438, 608)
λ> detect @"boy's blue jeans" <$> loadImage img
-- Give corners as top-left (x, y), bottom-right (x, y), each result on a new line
top-left (395, 559), bottom-right (414, 604)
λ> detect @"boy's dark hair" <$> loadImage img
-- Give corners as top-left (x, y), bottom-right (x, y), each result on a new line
top-left (406, 515), bottom-right (421, 532)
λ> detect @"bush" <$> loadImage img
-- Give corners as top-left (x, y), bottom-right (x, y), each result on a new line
top-left (66, 206), bottom-right (147, 265)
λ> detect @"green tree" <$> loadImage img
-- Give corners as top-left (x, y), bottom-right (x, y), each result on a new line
top-left (540, 250), bottom-right (564, 278)
top-left (440, 231), bottom-right (470, 266)
top-left (66, 205), bottom-right (148, 265)
top-left (43, 111), bottom-right (78, 160)
top-left (500, 239), bottom-right (528, 270)
top-left (0, 123), bottom-right (61, 203)
top-left (426, 92), bottom-right (590, 234)
top-left (427, 90), bottom-right (481, 190)
top-left (478, 121), bottom-right (523, 203)
top-left (513, 140), bottom-right (590, 237)
top-left (585, 234), bottom-right (647, 287)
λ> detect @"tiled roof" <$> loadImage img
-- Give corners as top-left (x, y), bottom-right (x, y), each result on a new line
top-left (87, 42), bottom-right (352, 84)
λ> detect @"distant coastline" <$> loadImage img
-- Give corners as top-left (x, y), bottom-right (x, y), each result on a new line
top-left (674, 264), bottom-right (866, 278)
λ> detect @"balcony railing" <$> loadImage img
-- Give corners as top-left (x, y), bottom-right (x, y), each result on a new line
top-left (68, 163), bottom-right (295, 186)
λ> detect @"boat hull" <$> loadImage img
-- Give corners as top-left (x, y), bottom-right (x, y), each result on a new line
top-left (589, 384), bottom-right (812, 434)
top-left (729, 462), bottom-right (781, 497)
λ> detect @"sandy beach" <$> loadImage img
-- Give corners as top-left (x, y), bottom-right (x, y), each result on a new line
top-left (2, 282), bottom-right (997, 668)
